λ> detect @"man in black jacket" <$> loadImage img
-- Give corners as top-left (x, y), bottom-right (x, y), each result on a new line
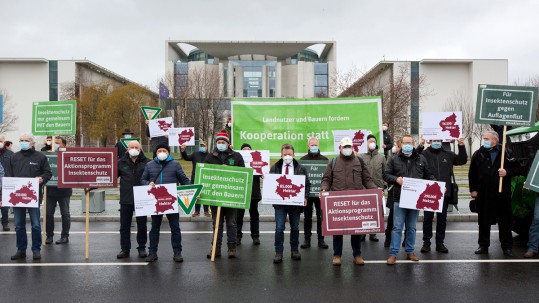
top-left (382, 121), bottom-right (394, 158)
top-left (271, 143), bottom-right (310, 264)
top-left (469, 130), bottom-right (521, 257)
top-left (116, 140), bottom-right (151, 259)
top-left (0, 134), bottom-right (14, 231)
top-left (181, 140), bottom-right (209, 217)
top-left (384, 134), bottom-right (435, 265)
top-left (299, 137), bottom-right (329, 249)
top-left (45, 137), bottom-right (72, 245)
top-left (204, 130), bottom-right (245, 259)
top-left (6, 134), bottom-right (52, 260)
top-left (417, 138), bottom-right (467, 254)
top-left (236, 143), bottom-right (262, 246)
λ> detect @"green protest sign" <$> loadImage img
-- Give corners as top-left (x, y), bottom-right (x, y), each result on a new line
top-left (177, 184), bottom-right (203, 214)
top-left (120, 137), bottom-right (141, 149)
top-left (231, 97), bottom-right (383, 156)
top-left (475, 84), bottom-right (538, 127)
top-left (32, 100), bottom-right (77, 135)
top-left (298, 160), bottom-right (328, 197)
top-left (44, 152), bottom-right (58, 186)
top-left (140, 106), bottom-right (162, 120)
top-left (194, 163), bottom-right (253, 209)
top-left (525, 151), bottom-right (539, 192)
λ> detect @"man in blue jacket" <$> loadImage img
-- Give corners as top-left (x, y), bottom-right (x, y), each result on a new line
top-left (141, 143), bottom-right (190, 263)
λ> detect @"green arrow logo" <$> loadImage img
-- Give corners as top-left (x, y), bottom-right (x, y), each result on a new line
top-left (177, 184), bottom-right (203, 214)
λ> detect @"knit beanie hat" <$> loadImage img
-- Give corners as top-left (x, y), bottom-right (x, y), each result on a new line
top-left (154, 143), bottom-right (170, 153)
top-left (215, 130), bottom-right (230, 143)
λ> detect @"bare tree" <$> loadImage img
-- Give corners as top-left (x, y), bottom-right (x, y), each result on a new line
top-left (0, 90), bottom-right (19, 133)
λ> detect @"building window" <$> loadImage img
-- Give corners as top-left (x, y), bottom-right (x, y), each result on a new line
top-left (49, 60), bottom-right (58, 101)
top-left (314, 63), bottom-right (328, 97)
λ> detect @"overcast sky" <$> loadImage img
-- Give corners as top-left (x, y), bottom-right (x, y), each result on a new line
top-left (1, 0), bottom-right (537, 90)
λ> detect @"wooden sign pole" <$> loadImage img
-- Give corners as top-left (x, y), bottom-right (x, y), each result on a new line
top-left (42, 185), bottom-right (47, 246)
top-left (85, 189), bottom-right (90, 260)
top-left (210, 206), bottom-right (222, 262)
top-left (498, 125), bottom-right (507, 193)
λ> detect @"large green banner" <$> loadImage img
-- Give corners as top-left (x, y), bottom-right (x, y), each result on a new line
top-left (32, 100), bottom-right (77, 135)
top-left (194, 163), bottom-right (253, 209)
top-left (231, 97), bottom-right (383, 156)
top-left (475, 84), bottom-right (538, 127)
top-left (298, 160), bottom-right (328, 197)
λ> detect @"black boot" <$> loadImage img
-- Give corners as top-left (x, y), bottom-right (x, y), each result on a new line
top-left (227, 243), bottom-right (237, 258)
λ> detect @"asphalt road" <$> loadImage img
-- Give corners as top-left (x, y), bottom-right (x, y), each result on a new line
top-left (1, 221), bottom-right (538, 303)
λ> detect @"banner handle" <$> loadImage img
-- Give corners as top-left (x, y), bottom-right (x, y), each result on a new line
top-left (85, 188), bottom-right (90, 260)
top-left (498, 125), bottom-right (507, 193)
top-left (42, 185), bottom-right (47, 246)
top-left (210, 206), bottom-right (221, 262)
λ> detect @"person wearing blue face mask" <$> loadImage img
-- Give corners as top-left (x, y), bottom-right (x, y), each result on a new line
top-left (416, 138), bottom-right (467, 254)
top-left (299, 137), bottom-right (329, 249)
top-left (469, 130), bottom-right (522, 257)
top-left (203, 130), bottom-right (245, 259)
top-left (180, 140), bottom-right (210, 217)
top-left (5, 134), bottom-right (52, 261)
top-left (384, 134), bottom-right (435, 265)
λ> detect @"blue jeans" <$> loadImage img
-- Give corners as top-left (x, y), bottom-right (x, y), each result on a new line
top-left (1, 207), bottom-right (9, 225)
top-left (13, 207), bottom-right (42, 252)
top-left (274, 206), bottom-right (300, 253)
top-left (333, 235), bottom-right (362, 257)
top-left (148, 213), bottom-right (182, 254)
top-left (389, 202), bottom-right (419, 256)
top-left (527, 196), bottom-right (539, 253)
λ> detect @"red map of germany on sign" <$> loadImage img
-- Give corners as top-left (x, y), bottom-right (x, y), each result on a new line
top-left (415, 182), bottom-right (444, 211)
top-left (250, 151), bottom-right (268, 175)
top-left (9, 182), bottom-right (38, 205)
top-left (157, 120), bottom-right (173, 132)
top-left (178, 129), bottom-right (194, 145)
top-left (147, 186), bottom-right (177, 214)
top-left (275, 175), bottom-right (304, 200)
top-left (439, 113), bottom-right (460, 138)
top-left (352, 130), bottom-right (365, 152)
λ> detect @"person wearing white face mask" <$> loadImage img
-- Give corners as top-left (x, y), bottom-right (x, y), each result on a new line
top-left (203, 130), bottom-right (245, 259)
top-left (5, 134), bottom-right (52, 260)
top-left (0, 134), bottom-right (14, 231)
top-left (320, 137), bottom-right (377, 266)
top-left (384, 134), bottom-right (435, 265)
top-left (359, 134), bottom-right (387, 243)
top-left (141, 143), bottom-right (190, 263)
top-left (40, 136), bottom-right (53, 152)
top-left (116, 140), bottom-right (151, 259)
top-left (270, 143), bottom-right (311, 264)
top-left (382, 121), bottom-right (393, 158)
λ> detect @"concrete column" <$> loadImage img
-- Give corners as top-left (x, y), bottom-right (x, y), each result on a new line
top-left (275, 62), bottom-right (282, 98)
top-left (227, 62), bottom-right (234, 98)
top-left (234, 65), bottom-right (243, 97)
top-left (262, 65), bottom-right (268, 98)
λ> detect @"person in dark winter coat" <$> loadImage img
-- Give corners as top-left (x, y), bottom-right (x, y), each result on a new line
top-left (181, 140), bottom-right (209, 217)
top-left (384, 134), bottom-right (435, 265)
top-left (45, 137), bottom-right (73, 245)
top-left (271, 143), bottom-right (310, 264)
top-left (382, 121), bottom-right (393, 157)
top-left (236, 143), bottom-right (262, 246)
top-left (5, 134), bottom-right (52, 261)
top-left (469, 130), bottom-right (522, 257)
top-left (299, 137), bottom-right (329, 249)
top-left (384, 139), bottom-right (402, 247)
top-left (116, 140), bottom-right (151, 259)
top-left (204, 130), bottom-right (245, 259)
top-left (141, 143), bottom-right (190, 263)
top-left (0, 134), bottom-right (14, 231)
top-left (417, 137), bottom-right (467, 254)
top-left (114, 129), bottom-right (134, 159)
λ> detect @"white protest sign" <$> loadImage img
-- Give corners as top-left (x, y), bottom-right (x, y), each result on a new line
top-left (148, 117), bottom-right (174, 138)
top-left (133, 183), bottom-right (179, 216)
top-left (332, 129), bottom-right (371, 154)
top-left (399, 177), bottom-right (446, 213)
top-left (422, 112), bottom-right (462, 140)
top-left (262, 174), bottom-right (306, 206)
top-left (168, 127), bottom-right (195, 146)
top-left (1, 177), bottom-right (40, 208)
top-left (238, 150), bottom-right (270, 176)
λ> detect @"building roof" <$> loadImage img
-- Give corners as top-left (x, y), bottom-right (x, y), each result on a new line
top-left (167, 40), bottom-right (336, 61)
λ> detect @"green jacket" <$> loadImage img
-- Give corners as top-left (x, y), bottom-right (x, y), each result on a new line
top-left (359, 149), bottom-right (386, 189)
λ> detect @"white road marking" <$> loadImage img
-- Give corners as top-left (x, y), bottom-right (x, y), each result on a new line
top-left (366, 259), bottom-right (539, 264)
top-left (0, 262), bottom-right (148, 267)
top-left (0, 230), bottom-right (490, 235)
